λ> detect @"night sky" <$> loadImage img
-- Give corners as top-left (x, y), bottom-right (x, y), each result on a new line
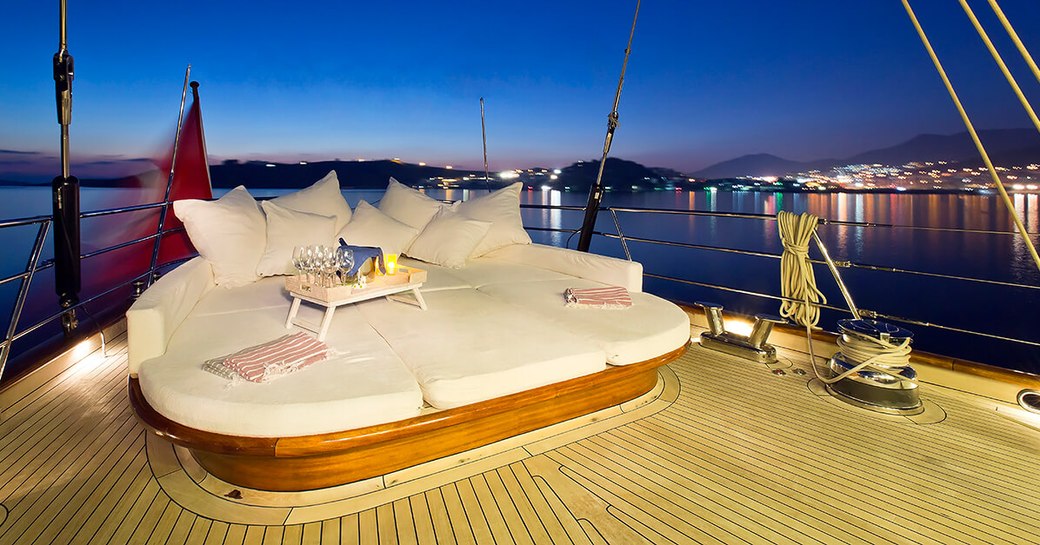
top-left (2, 0), bottom-right (1040, 175)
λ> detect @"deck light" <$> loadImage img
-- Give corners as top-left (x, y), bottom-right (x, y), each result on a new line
top-left (694, 302), bottom-right (783, 364)
top-left (1018, 389), bottom-right (1040, 414)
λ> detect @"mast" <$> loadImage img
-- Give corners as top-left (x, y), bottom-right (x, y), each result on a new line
top-left (480, 97), bottom-right (490, 190)
top-left (576, 0), bottom-right (641, 252)
top-left (51, 0), bottom-right (80, 334)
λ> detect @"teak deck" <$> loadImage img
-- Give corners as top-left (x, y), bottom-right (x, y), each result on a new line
top-left (2, 325), bottom-right (1039, 544)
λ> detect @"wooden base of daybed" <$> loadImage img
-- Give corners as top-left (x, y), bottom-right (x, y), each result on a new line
top-left (128, 344), bottom-right (687, 491)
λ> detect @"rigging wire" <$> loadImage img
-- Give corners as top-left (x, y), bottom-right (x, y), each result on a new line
top-left (902, 0), bottom-right (1040, 274)
top-left (957, 0), bottom-right (1040, 135)
top-left (987, 0), bottom-right (1040, 86)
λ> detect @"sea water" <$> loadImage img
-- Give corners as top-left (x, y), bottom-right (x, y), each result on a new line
top-left (1, 186), bottom-right (1037, 374)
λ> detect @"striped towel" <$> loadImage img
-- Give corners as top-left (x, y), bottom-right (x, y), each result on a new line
top-left (202, 332), bottom-right (329, 383)
top-left (564, 286), bottom-right (633, 309)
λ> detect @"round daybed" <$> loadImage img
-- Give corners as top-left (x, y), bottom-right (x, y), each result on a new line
top-left (126, 175), bottom-right (691, 491)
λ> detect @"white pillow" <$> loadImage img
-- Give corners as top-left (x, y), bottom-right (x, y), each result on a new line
top-left (256, 200), bottom-right (337, 277)
top-left (406, 208), bottom-right (492, 269)
top-left (455, 182), bottom-right (531, 257)
top-left (378, 177), bottom-right (445, 232)
top-left (337, 200), bottom-right (419, 256)
top-left (173, 186), bottom-right (266, 287)
top-left (271, 170), bottom-right (352, 232)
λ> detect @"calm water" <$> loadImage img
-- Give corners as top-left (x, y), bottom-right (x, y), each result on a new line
top-left (1, 186), bottom-right (1038, 375)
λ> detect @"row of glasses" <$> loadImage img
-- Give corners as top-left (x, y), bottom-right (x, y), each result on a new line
top-left (292, 245), bottom-right (354, 288)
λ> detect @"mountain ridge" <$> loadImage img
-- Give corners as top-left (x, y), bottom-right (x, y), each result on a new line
top-left (693, 128), bottom-right (1040, 179)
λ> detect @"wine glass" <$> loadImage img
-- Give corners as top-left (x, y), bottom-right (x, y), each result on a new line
top-left (291, 246), bottom-right (305, 280)
top-left (336, 247), bottom-right (354, 286)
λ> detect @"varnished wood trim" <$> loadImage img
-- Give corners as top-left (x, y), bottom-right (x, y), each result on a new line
top-left (130, 343), bottom-right (688, 491)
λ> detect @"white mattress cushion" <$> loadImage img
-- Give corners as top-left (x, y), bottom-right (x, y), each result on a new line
top-left (191, 275), bottom-right (295, 316)
top-left (481, 243), bottom-right (643, 292)
top-left (138, 298), bottom-right (423, 437)
top-left (358, 289), bottom-right (606, 409)
top-left (447, 259), bottom-right (575, 288)
top-left (398, 257), bottom-right (472, 292)
top-left (478, 278), bottom-right (690, 365)
top-left (127, 257), bottom-right (214, 375)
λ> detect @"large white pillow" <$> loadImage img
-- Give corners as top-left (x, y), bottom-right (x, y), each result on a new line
top-left (337, 200), bottom-right (419, 256)
top-left (173, 186), bottom-right (266, 287)
top-left (455, 182), bottom-right (531, 257)
top-left (406, 208), bottom-right (492, 269)
top-left (271, 170), bottom-right (352, 231)
top-left (256, 200), bottom-right (337, 277)
top-left (378, 177), bottom-right (445, 232)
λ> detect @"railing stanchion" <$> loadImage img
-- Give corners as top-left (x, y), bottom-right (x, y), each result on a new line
top-left (610, 208), bottom-right (632, 261)
top-left (0, 221), bottom-right (52, 382)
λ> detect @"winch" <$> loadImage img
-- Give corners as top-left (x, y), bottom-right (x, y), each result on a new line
top-left (826, 319), bottom-right (923, 416)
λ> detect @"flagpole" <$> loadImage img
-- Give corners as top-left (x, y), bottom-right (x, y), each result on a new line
top-left (148, 67), bottom-right (192, 285)
top-left (576, 0), bottom-right (640, 253)
top-left (52, 0), bottom-right (80, 334)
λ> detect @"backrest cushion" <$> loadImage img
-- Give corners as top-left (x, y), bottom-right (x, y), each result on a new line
top-left (256, 200), bottom-right (337, 277)
top-left (173, 186), bottom-right (266, 287)
top-left (455, 182), bottom-right (531, 257)
top-left (270, 170), bottom-right (352, 232)
top-left (406, 208), bottom-right (492, 269)
top-left (378, 177), bottom-right (445, 233)
top-left (338, 200), bottom-right (420, 255)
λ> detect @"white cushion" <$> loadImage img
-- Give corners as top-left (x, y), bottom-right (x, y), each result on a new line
top-left (406, 209), bottom-right (492, 269)
top-left (270, 170), bottom-right (352, 231)
top-left (256, 200), bottom-right (337, 277)
top-left (173, 186), bottom-right (267, 287)
top-left (138, 293), bottom-right (423, 437)
top-left (337, 200), bottom-right (419, 255)
top-left (397, 257), bottom-right (473, 292)
top-left (358, 289), bottom-right (606, 409)
top-left (378, 177), bottom-right (445, 232)
top-left (455, 182), bottom-right (531, 257)
top-left (481, 243), bottom-right (643, 292)
top-left (479, 279), bottom-right (690, 365)
top-left (126, 257), bottom-right (214, 375)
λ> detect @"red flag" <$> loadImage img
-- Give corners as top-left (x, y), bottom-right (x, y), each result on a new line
top-left (156, 86), bottom-right (213, 265)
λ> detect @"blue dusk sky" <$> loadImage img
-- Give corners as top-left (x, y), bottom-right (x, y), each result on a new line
top-left (2, 0), bottom-right (1039, 176)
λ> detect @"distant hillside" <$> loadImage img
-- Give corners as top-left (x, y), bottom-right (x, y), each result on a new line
top-left (692, 153), bottom-right (834, 179)
top-left (556, 158), bottom-right (670, 191)
top-left (209, 159), bottom-right (483, 189)
top-left (693, 128), bottom-right (1040, 179)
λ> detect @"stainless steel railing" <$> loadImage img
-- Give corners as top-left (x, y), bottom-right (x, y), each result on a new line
top-left (0, 200), bottom-right (185, 381)
top-left (519, 201), bottom-right (1040, 350)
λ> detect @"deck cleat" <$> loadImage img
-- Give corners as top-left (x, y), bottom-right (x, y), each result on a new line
top-left (695, 302), bottom-right (783, 364)
top-left (826, 319), bottom-right (923, 416)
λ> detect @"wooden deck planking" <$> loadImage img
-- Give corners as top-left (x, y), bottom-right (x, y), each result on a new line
top-left (0, 333), bottom-right (1037, 544)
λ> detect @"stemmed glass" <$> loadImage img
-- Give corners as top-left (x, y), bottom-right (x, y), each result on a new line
top-left (336, 247), bottom-right (354, 286)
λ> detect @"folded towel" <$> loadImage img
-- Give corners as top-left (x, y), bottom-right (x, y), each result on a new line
top-left (203, 332), bottom-right (329, 383)
top-left (564, 286), bottom-right (633, 309)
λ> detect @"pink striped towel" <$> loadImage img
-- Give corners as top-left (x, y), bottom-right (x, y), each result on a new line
top-left (564, 286), bottom-right (632, 309)
top-left (203, 332), bottom-right (329, 383)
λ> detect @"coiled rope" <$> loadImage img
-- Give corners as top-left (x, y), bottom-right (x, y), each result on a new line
top-left (777, 211), bottom-right (915, 385)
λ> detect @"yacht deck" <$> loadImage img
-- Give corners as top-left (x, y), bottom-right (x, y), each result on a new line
top-left (0, 327), bottom-right (1038, 544)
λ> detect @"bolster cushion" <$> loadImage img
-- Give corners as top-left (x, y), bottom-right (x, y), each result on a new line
top-left (480, 243), bottom-right (643, 292)
top-left (126, 257), bottom-right (215, 375)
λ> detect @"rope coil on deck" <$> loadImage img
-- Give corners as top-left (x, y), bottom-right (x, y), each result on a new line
top-left (777, 211), bottom-right (915, 385)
